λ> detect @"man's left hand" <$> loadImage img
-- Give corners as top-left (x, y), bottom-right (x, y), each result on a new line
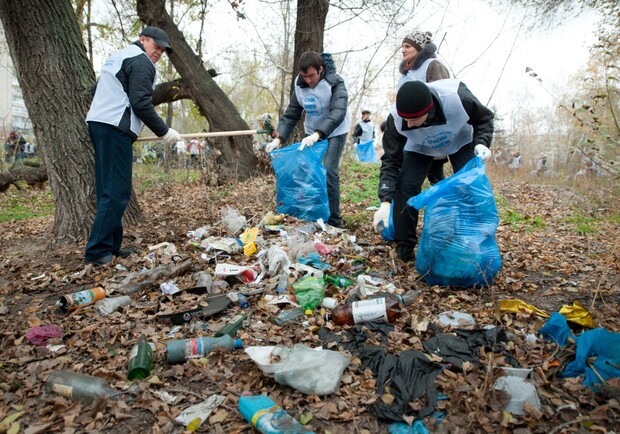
top-left (299, 132), bottom-right (320, 151)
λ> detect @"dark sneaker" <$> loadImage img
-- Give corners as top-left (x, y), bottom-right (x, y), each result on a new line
top-left (83, 254), bottom-right (113, 266)
top-left (114, 247), bottom-right (141, 258)
top-left (396, 244), bottom-right (415, 262)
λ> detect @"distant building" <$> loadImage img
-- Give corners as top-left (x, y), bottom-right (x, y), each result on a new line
top-left (0, 24), bottom-right (32, 142)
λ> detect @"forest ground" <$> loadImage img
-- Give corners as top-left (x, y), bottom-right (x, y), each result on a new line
top-left (0, 159), bottom-right (619, 433)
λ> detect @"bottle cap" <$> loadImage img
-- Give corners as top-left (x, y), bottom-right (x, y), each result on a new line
top-left (234, 339), bottom-right (243, 348)
top-left (304, 309), bottom-right (313, 315)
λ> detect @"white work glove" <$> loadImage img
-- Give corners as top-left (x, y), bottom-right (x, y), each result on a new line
top-left (299, 132), bottom-right (320, 151)
top-left (373, 202), bottom-right (391, 232)
top-left (162, 128), bottom-right (181, 145)
top-left (474, 144), bottom-right (491, 161)
top-left (265, 138), bottom-right (281, 153)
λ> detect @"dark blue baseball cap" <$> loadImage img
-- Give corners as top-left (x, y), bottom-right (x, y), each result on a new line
top-left (140, 26), bottom-right (172, 53)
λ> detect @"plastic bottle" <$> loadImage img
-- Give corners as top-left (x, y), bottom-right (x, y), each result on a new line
top-left (238, 393), bottom-right (315, 434)
top-left (214, 313), bottom-right (247, 338)
top-left (276, 273), bottom-right (289, 294)
top-left (45, 370), bottom-right (122, 404)
top-left (95, 295), bottom-right (132, 315)
top-left (270, 308), bottom-right (305, 326)
top-left (166, 335), bottom-right (243, 364)
top-left (127, 335), bottom-right (154, 380)
top-left (323, 274), bottom-right (354, 289)
top-left (56, 287), bottom-right (106, 313)
top-left (227, 291), bottom-right (249, 308)
top-left (325, 290), bottom-right (420, 325)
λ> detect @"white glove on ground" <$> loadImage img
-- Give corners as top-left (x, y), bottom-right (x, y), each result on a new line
top-left (299, 132), bottom-right (320, 151)
top-left (474, 144), bottom-right (491, 161)
top-left (373, 202), bottom-right (391, 231)
top-left (162, 128), bottom-right (181, 145)
top-left (265, 138), bottom-right (281, 153)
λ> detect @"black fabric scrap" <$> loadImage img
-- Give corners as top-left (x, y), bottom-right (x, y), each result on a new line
top-left (358, 346), bottom-right (443, 422)
top-left (316, 322), bottom-right (393, 352)
top-left (422, 333), bottom-right (479, 370)
top-left (455, 327), bottom-right (520, 367)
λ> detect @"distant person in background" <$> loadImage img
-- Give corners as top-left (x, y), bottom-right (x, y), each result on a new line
top-left (374, 80), bottom-right (494, 262)
top-left (352, 109), bottom-right (375, 144)
top-left (508, 152), bottom-right (521, 171)
top-left (175, 139), bottom-right (187, 167)
top-left (84, 26), bottom-right (181, 266)
top-left (265, 51), bottom-right (351, 228)
top-left (398, 30), bottom-right (450, 185)
top-left (188, 137), bottom-right (202, 165)
top-left (536, 154), bottom-right (547, 177)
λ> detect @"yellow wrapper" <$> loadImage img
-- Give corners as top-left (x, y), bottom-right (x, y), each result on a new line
top-left (559, 300), bottom-right (596, 328)
top-left (498, 299), bottom-right (550, 318)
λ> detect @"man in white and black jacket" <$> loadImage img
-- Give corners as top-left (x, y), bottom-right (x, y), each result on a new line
top-left (266, 51), bottom-right (351, 228)
top-left (84, 26), bottom-right (181, 265)
top-left (373, 79), bottom-right (494, 262)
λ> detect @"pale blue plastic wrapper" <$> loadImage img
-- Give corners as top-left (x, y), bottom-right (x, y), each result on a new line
top-left (357, 139), bottom-right (378, 163)
top-left (270, 140), bottom-right (329, 222)
top-left (408, 157), bottom-right (501, 287)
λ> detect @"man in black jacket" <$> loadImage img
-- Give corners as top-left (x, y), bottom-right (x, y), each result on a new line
top-left (373, 80), bottom-right (494, 262)
top-left (84, 26), bottom-right (181, 265)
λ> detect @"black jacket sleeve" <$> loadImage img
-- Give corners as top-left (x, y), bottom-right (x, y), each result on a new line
top-left (352, 123), bottom-right (362, 141)
top-left (457, 82), bottom-right (494, 147)
top-left (276, 89), bottom-right (304, 143)
top-left (378, 114), bottom-right (406, 202)
top-left (125, 55), bottom-right (169, 137)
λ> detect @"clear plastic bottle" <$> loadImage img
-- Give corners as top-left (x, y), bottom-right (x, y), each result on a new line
top-left (238, 393), bottom-right (315, 434)
top-left (166, 335), bottom-right (243, 364)
top-left (325, 290), bottom-right (420, 325)
top-left (127, 335), bottom-right (153, 380)
top-left (270, 308), bottom-right (305, 326)
top-left (227, 291), bottom-right (249, 308)
top-left (95, 295), bottom-right (131, 315)
top-left (45, 370), bottom-right (120, 404)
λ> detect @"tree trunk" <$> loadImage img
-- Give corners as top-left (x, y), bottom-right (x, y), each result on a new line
top-left (137, 0), bottom-right (259, 181)
top-left (288, 0), bottom-right (329, 142)
top-left (0, 0), bottom-right (141, 243)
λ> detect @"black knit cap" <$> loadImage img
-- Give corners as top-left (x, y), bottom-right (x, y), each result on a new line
top-left (396, 81), bottom-right (433, 118)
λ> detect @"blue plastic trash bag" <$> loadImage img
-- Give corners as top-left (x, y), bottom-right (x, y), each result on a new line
top-left (408, 157), bottom-right (501, 287)
top-left (381, 201), bottom-right (395, 241)
top-left (561, 328), bottom-right (620, 390)
top-left (357, 140), bottom-right (378, 163)
top-left (539, 312), bottom-right (576, 347)
top-left (270, 140), bottom-right (330, 222)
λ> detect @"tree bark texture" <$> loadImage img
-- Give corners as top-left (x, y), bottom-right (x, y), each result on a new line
top-left (0, 0), bottom-right (141, 242)
top-left (137, 0), bottom-right (259, 181)
top-left (289, 0), bottom-right (329, 142)
top-left (0, 163), bottom-right (48, 192)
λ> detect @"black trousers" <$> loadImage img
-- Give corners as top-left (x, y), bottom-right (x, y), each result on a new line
top-left (393, 143), bottom-right (475, 247)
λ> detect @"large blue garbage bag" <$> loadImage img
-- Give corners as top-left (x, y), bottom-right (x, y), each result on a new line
top-left (357, 140), bottom-right (378, 163)
top-left (408, 157), bottom-right (501, 287)
top-left (270, 140), bottom-right (330, 222)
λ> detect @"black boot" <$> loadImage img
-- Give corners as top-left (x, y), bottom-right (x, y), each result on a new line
top-left (396, 243), bottom-right (415, 262)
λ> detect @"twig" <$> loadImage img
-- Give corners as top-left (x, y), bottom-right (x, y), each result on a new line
top-left (167, 388), bottom-right (205, 400)
top-left (548, 417), bottom-right (584, 434)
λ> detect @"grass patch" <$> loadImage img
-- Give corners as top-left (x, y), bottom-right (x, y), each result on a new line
top-left (502, 209), bottom-right (547, 231)
top-left (341, 161), bottom-right (380, 206)
top-left (0, 183), bottom-right (54, 222)
top-left (133, 164), bottom-right (202, 193)
top-left (564, 214), bottom-right (599, 235)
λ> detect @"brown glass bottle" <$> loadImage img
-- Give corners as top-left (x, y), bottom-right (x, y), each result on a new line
top-left (325, 290), bottom-right (420, 325)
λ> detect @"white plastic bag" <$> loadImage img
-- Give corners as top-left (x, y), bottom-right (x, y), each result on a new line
top-left (273, 344), bottom-right (350, 395)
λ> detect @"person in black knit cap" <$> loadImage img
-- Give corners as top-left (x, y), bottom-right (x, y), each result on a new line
top-left (374, 80), bottom-right (494, 262)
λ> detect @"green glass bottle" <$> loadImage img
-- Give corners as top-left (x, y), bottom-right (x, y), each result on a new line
top-left (323, 274), bottom-right (354, 289)
top-left (214, 313), bottom-right (247, 337)
top-left (127, 335), bottom-right (153, 380)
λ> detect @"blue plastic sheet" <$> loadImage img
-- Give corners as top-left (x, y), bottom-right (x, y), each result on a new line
top-left (357, 140), bottom-right (378, 163)
top-left (270, 140), bottom-right (329, 222)
top-left (539, 312), bottom-right (576, 346)
top-left (562, 328), bottom-right (620, 390)
top-left (408, 157), bottom-right (501, 287)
